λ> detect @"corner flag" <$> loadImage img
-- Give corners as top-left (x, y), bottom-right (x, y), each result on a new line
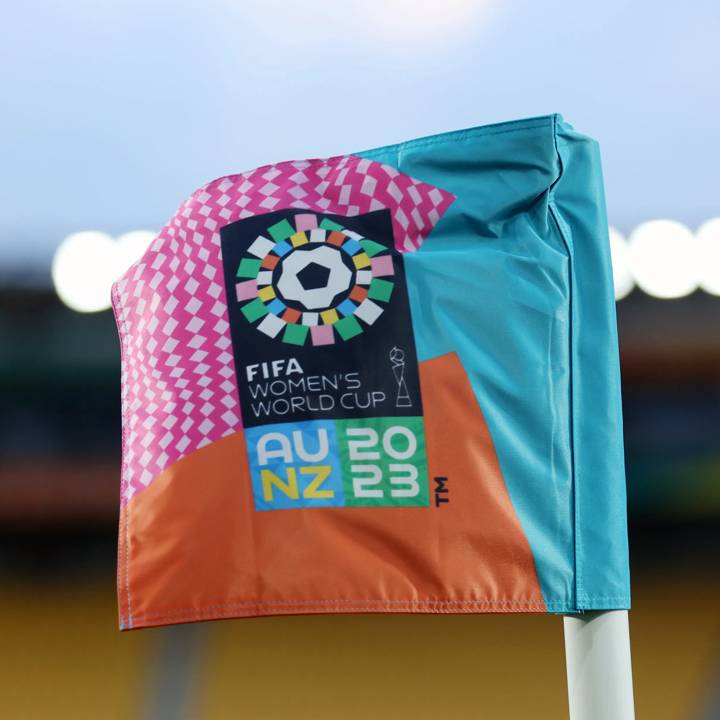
top-left (112, 115), bottom-right (629, 630)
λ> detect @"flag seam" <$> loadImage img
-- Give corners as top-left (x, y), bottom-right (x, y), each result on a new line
top-left (548, 113), bottom-right (581, 613)
top-left (131, 600), bottom-right (553, 622)
top-left (111, 282), bottom-right (133, 630)
top-left (127, 596), bottom-right (631, 626)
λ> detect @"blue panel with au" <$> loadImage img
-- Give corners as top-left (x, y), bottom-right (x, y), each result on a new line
top-left (245, 420), bottom-right (345, 511)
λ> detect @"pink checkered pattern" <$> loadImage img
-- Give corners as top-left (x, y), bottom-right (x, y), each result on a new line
top-left (113, 154), bottom-right (455, 502)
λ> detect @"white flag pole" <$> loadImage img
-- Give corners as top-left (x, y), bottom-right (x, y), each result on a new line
top-left (563, 610), bottom-right (635, 720)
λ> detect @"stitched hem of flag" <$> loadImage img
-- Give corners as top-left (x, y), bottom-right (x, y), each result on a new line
top-left (111, 284), bottom-right (133, 632)
top-left (121, 596), bottom-right (631, 629)
top-left (127, 601), bottom-right (547, 629)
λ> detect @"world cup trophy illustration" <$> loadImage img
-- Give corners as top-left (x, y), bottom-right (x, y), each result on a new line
top-left (389, 346), bottom-right (412, 408)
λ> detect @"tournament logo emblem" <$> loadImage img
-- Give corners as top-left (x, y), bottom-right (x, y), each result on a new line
top-left (221, 209), bottom-right (429, 511)
top-left (232, 213), bottom-right (395, 347)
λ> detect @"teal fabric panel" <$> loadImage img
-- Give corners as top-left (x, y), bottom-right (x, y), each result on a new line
top-left (358, 115), bottom-right (630, 612)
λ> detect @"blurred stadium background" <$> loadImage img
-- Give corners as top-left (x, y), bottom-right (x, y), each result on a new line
top-left (1, 1), bottom-right (718, 718)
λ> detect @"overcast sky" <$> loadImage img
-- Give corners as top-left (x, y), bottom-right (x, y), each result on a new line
top-left (2, 0), bottom-right (718, 274)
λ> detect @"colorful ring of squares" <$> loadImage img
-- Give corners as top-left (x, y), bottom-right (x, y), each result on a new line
top-left (235, 214), bottom-right (396, 346)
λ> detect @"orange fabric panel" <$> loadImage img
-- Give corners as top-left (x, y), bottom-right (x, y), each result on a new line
top-left (120, 352), bottom-right (545, 629)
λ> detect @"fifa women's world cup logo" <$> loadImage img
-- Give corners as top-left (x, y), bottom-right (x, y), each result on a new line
top-left (229, 212), bottom-right (396, 347)
top-left (220, 209), bottom-right (429, 511)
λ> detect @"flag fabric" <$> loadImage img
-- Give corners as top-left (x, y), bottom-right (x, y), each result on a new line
top-left (112, 114), bottom-right (630, 630)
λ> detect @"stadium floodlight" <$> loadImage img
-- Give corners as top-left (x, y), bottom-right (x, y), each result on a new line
top-left (115, 231), bottom-right (156, 279)
top-left (696, 217), bottom-right (720, 296)
top-left (52, 231), bottom-right (118, 313)
top-left (52, 230), bottom-right (156, 313)
top-left (608, 227), bottom-right (634, 300)
top-left (628, 219), bottom-right (698, 299)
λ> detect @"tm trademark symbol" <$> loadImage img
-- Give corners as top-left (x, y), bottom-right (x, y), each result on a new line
top-left (434, 476), bottom-right (449, 507)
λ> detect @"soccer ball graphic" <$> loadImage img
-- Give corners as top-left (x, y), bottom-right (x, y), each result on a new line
top-left (277, 246), bottom-right (353, 311)
top-left (234, 213), bottom-right (396, 346)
